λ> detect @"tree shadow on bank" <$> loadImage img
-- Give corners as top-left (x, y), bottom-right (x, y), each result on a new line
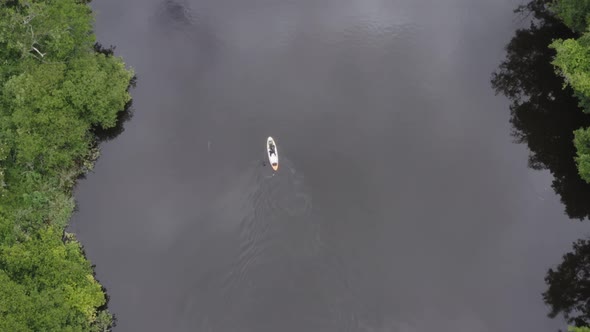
top-left (492, 1), bottom-right (590, 328)
top-left (491, 0), bottom-right (590, 221)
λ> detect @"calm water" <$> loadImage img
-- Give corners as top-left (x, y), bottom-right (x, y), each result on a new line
top-left (69, 0), bottom-right (590, 331)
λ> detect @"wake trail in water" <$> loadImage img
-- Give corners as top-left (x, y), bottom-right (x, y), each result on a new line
top-left (219, 157), bottom-right (314, 311)
top-left (180, 157), bottom-right (361, 331)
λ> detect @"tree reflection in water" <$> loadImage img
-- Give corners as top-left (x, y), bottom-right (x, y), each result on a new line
top-left (492, 1), bottom-right (590, 328)
top-left (491, 0), bottom-right (590, 221)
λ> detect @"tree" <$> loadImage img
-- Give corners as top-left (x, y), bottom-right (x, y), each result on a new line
top-left (550, 34), bottom-right (590, 112)
top-left (550, 0), bottom-right (590, 33)
top-left (491, 1), bottom-right (590, 220)
top-left (0, 53), bottom-right (133, 175)
top-left (574, 127), bottom-right (590, 181)
top-left (0, 0), bottom-right (94, 63)
top-left (545, 0), bottom-right (590, 185)
top-left (0, 227), bottom-right (106, 332)
top-left (0, 0), bottom-right (133, 330)
top-left (570, 327), bottom-right (590, 332)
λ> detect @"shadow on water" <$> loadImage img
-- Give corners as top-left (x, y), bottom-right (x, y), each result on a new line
top-left (543, 238), bottom-right (590, 328)
top-left (154, 0), bottom-right (196, 28)
top-left (491, 0), bottom-right (590, 221)
top-left (492, 1), bottom-right (590, 329)
top-left (148, 0), bottom-right (221, 70)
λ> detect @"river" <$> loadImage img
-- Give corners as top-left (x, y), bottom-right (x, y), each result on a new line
top-left (69, 0), bottom-right (590, 331)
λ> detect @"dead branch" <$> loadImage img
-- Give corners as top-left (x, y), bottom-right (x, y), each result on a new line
top-left (31, 45), bottom-right (45, 58)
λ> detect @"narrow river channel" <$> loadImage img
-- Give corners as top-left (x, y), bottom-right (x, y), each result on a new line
top-left (69, 0), bottom-right (590, 331)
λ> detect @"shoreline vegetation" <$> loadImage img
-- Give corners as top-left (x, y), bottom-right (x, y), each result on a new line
top-left (0, 0), bottom-right (134, 331)
top-left (494, 0), bottom-right (590, 330)
top-left (543, 0), bottom-right (590, 183)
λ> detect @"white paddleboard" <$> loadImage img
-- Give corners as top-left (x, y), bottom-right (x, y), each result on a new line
top-left (267, 136), bottom-right (279, 171)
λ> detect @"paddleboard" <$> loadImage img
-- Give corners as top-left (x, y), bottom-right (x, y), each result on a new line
top-left (267, 136), bottom-right (279, 171)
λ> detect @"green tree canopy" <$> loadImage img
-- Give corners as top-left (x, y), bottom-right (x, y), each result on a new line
top-left (0, 227), bottom-right (106, 332)
top-left (570, 327), bottom-right (590, 332)
top-left (550, 0), bottom-right (590, 33)
top-left (0, 0), bottom-right (134, 330)
top-left (574, 127), bottom-right (590, 181)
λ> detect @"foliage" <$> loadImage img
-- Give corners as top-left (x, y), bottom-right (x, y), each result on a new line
top-left (0, 0), bottom-right (94, 57)
top-left (0, 227), bottom-right (106, 332)
top-left (570, 327), bottom-right (590, 332)
top-left (495, 0), bottom-right (590, 329)
top-left (491, 1), bottom-right (590, 220)
top-left (545, 0), bottom-right (590, 183)
top-left (0, 0), bottom-right (134, 330)
top-left (550, 0), bottom-right (590, 33)
top-left (550, 35), bottom-right (590, 112)
top-left (0, 52), bottom-right (132, 174)
top-left (574, 127), bottom-right (590, 181)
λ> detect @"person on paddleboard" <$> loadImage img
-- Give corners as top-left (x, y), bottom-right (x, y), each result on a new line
top-left (268, 141), bottom-right (276, 156)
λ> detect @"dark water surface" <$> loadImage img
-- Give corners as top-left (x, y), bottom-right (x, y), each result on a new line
top-left (69, 0), bottom-right (590, 331)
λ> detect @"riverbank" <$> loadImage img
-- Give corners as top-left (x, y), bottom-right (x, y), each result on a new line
top-left (497, 1), bottom-right (590, 330)
top-left (0, 0), bottom-right (134, 331)
top-left (543, 0), bottom-right (590, 183)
